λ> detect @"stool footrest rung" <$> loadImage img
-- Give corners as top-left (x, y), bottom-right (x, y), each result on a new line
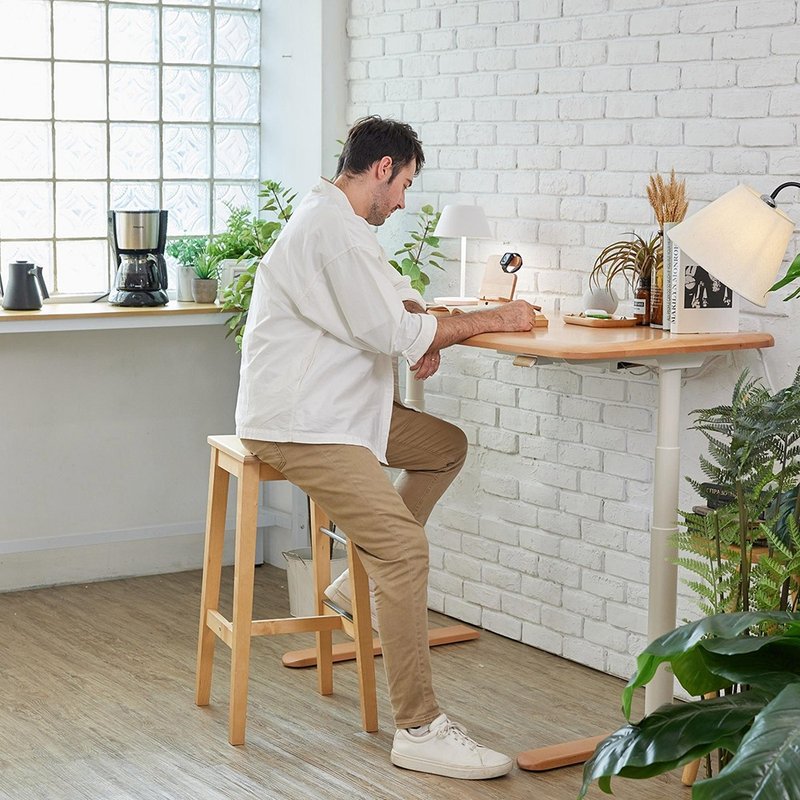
top-left (320, 525), bottom-right (346, 546)
top-left (281, 624), bottom-right (481, 668)
top-left (250, 615), bottom-right (343, 637)
top-left (206, 608), bottom-right (343, 645)
top-left (207, 610), bottom-right (233, 646)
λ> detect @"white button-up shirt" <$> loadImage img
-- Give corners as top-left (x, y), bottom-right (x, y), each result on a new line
top-left (235, 179), bottom-right (437, 463)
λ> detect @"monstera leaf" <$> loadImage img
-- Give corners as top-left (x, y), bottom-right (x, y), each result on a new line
top-left (621, 611), bottom-right (800, 718)
top-left (578, 693), bottom-right (765, 799)
top-left (693, 684), bottom-right (800, 800)
top-left (581, 612), bottom-right (800, 800)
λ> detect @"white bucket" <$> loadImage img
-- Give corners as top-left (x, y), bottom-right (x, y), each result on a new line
top-left (282, 545), bottom-right (348, 618)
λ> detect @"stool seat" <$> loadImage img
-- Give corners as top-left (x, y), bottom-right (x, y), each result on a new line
top-left (195, 435), bottom-right (378, 745)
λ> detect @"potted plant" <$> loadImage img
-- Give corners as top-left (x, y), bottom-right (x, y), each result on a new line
top-left (220, 180), bottom-right (295, 349)
top-left (191, 252), bottom-right (219, 304)
top-left (580, 367), bottom-right (800, 799)
top-left (166, 236), bottom-right (208, 302)
top-left (646, 170), bottom-right (689, 327)
top-left (586, 232), bottom-right (662, 314)
top-left (579, 610), bottom-right (800, 799)
top-left (388, 204), bottom-right (444, 296)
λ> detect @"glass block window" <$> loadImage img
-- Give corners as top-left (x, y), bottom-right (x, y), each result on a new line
top-left (0, 0), bottom-right (261, 296)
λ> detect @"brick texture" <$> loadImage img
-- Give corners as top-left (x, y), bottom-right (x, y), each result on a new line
top-left (346, 0), bottom-right (800, 681)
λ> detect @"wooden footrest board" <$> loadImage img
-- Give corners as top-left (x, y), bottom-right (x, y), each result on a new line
top-left (281, 624), bottom-right (480, 668)
top-left (516, 734), bottom-right (608, 772)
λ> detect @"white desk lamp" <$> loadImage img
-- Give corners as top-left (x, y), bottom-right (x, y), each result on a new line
top-left (668, 182), bottom-right (798, 306)
top-left (433, 204), bottom-right (491, 301)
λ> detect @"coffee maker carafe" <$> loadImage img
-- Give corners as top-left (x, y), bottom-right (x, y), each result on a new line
top-left (108, 210), bottom-right (169, 306)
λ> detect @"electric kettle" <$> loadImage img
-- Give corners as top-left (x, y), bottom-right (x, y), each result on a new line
top-left (0, 260), bottom-right (50, 310)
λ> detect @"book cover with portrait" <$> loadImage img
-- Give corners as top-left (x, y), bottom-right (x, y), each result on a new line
top-left (666, 236), bottom-right (739, 334)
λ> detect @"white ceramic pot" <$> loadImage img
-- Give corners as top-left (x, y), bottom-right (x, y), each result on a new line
top-left (217, 258), bottom-right (239, 303)
top-left (582, 285), bottom-right (619, 314)
top-left (177, 265), bottom-right (195, 302)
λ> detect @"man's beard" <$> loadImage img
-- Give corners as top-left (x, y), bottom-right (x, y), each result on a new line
top-left (366, 201), bottom-right (388, 226)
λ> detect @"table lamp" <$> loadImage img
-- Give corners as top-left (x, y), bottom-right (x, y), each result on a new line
top-left (667, 182), bottom-right (798, 306)
top-left (433, 204), bottom-right (491, 300)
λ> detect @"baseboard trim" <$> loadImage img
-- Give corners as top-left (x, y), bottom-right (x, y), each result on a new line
top-left (0, 505), bottom-right (292, 556)
top-left (0, 505), bottom-right (294, 592)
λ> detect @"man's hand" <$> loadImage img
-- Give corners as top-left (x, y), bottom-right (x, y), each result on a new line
top-left (409, 350), bottom-right (441, 380)
top-left (492, 299), bottom-right (539, 332)
top-left (403, 299), bottom-right (427, 314)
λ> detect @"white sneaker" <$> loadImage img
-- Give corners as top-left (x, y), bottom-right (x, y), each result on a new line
top-left (391, 713), bottom-right (513, 780)
top-left (324, 569), bottom-right (379, 631)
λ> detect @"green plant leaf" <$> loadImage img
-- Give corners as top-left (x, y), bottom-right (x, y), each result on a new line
top-left (692, 684), bottom-right (800, 800)
top-left (579, 693), bottom-right (765, 799)
top-left (769, 252), bottom-right (800, 295)
top-left (622, 611), bottom-right (800, 718)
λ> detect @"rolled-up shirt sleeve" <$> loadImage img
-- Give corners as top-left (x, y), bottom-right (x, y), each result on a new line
top-left (300, 245), bottom-right (437, 365)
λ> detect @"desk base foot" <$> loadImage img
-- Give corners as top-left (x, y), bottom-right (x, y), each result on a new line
top-left (516, 734), bottom-right (608, 772)
top-left (281, 624), bottom-right (480, 668)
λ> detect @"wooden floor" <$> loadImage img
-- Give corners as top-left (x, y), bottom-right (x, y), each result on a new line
top-left (0, 565), bottom-right (683, 800)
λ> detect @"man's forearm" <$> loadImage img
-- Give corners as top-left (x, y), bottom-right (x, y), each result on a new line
top-left (427, 309), bottom-right (507, 352)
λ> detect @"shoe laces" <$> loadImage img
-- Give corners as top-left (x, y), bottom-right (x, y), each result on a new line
top-left (436, 718), bottom-right (479, 751)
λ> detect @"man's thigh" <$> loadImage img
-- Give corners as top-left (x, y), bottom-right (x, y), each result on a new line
top-left (385, 402), bottom-right (467, 473)
top-left (242, 438), bottom-right (421, 561)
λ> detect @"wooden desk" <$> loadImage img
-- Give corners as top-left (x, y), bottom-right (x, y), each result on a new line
top-left (458, 319), bottom-right (774, 771)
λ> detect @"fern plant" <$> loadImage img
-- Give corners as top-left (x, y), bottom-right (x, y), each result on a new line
top-left (678, 367), bottom-right (800, 615)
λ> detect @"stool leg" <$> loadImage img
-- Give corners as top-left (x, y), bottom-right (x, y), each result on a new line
top-left (349, 544), bottom-right (378, 732)
top-left (195, 448), bottom-right (230, 707)
top-left (228, 461), bottom-right (260, 746)
top-left (310, 501), bottom-right (334, 696)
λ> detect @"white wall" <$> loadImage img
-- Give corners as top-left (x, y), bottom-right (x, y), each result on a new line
top-left (0, 2), bottom-right (349, 592)
top-left (0, 325), bottom-right (241, 590)
top-left (349, 0), bottom-right (800, 679)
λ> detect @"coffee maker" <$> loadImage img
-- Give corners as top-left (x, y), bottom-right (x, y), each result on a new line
top-left (108, 209), bottom-right (169, 306)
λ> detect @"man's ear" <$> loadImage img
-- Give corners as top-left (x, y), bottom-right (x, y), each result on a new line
top-left (375, 156), bottom-right (393, 180)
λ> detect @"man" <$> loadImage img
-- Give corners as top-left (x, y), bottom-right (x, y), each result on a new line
top-left (237, 116), bottom-right (537, 780)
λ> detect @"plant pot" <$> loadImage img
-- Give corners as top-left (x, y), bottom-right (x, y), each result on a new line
top-left (582, 285), bottom-right (619, 314)
top-left (177, 265), bottom-right (195, 302)
top-left (216, 258), bottom-right (239, 303)
top-left (192, 277), bottom-right (218, 304)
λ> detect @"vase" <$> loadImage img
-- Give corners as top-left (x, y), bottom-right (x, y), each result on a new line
top-left (192, 277), bottom-right (218, 304)
top-left (216, 258), bottom-right (239, 303)
top-left (582, 285), bottom-right (619, 314)
top-left (177, 265), bottom-right (195, 302)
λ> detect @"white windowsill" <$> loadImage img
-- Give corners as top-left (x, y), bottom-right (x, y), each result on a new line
top-left (0, 301), bottom-right (225, 334)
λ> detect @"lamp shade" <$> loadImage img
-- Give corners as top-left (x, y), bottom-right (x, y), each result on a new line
top-left (433, 204), bottom-right (491, 239)
top-left (667, 184), bottom-right (794, 307)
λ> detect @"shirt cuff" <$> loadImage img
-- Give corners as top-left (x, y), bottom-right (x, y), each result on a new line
top-left (401, 312), bottom-right (437, 365)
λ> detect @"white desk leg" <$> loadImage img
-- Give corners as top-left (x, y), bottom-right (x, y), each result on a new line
top-left (403, 362), bottom-right (425, 411)
top-left (645, 365), bottom-right (682, 712)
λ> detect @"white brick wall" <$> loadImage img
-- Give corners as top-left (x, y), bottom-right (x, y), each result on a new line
top-left (346, 0), bottom-right (800, 682)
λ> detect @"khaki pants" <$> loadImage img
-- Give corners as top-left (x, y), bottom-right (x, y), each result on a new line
top-left (243, 401), bottom-right (467, 728)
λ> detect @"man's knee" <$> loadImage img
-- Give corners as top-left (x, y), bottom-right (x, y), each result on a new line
top-left (445, 422), bottom-right (468, 471)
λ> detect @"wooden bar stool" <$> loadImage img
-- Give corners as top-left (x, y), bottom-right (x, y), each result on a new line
top-left (194, 435), bottom-right (378, 745)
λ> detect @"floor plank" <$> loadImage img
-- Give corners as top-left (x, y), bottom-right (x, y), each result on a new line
top-left (0, 566), bottom-right (682, 800)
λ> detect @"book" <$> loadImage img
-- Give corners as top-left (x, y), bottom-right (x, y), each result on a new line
top-left (665, 232), bottom-right (739, 334)
top-left (427, 302), bottom-right (549, 327)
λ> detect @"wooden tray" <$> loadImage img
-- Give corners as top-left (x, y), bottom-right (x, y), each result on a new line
top-left (563, 314), bottom-right (637, 328)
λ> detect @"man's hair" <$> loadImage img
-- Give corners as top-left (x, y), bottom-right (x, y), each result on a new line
top-left (335, 116), bottom-right (425, 181)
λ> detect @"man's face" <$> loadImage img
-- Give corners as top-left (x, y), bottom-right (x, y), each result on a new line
top-left (366, 159), bottom-right (416, 226)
